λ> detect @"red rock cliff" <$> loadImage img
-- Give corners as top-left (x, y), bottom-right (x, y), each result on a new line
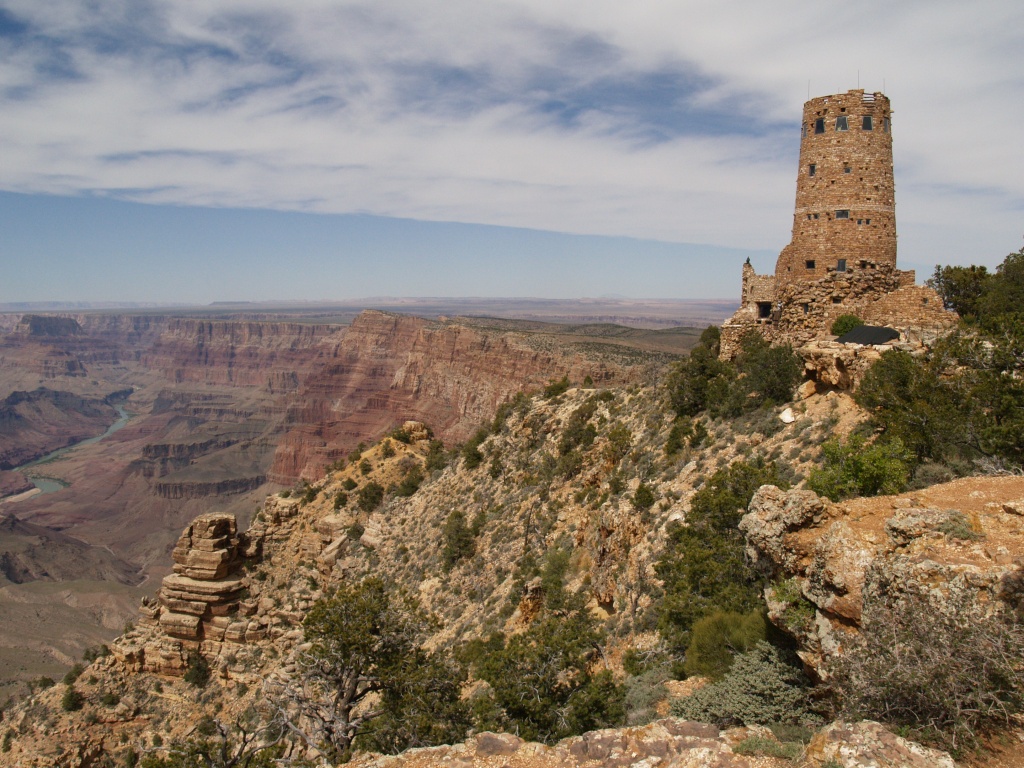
top-left (270, 311), bottom-right (635, 481)
top-left (142, 319), bottom-right (347, 391)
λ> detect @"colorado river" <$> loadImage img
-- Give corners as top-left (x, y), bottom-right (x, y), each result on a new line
top-left (18, 403), bottom-right (133, 495)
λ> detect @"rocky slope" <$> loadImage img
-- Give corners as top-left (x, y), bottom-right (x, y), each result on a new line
top-left (0, 309), bottom-right (679, 694)
top-left (5, 374), bottom-right (1015, 767)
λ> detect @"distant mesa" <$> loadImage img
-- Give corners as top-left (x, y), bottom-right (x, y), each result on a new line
top-left (18, 314), bottom-right (84, 337)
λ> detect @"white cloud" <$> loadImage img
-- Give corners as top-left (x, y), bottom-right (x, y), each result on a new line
top-left (1, 0), bottom-right (1022, 272)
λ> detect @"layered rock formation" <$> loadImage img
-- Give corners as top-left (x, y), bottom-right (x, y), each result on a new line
top-left (142, 318), bottom-right (347, 391)
top-left (270, 311), bottom-right (635, 481)
top-left (141, 514), bottom-right (250, 643)
top-left (740, 476), bottom-right (1024, 675)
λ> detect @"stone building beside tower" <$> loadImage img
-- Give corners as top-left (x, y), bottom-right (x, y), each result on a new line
top-left (720, 89), bottom-right (953, 360)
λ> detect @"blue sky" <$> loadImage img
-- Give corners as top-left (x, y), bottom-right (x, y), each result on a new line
top-left (1, 1), bottom-right (1022, 303)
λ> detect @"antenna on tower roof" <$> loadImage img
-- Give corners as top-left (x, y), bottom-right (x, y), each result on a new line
top-left (857, 70), bottom-right (860, 88)
top-left (807, 80), bottom-right (810, 100)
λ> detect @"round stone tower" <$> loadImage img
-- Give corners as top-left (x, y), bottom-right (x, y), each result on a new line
top-left (774, 89), bottom-right (895, 288)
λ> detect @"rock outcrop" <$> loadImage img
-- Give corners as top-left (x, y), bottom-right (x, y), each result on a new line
top-left (131, 513), bottom-right (267, 675)
top-left (350, 719), bottom-right (955, 768)
top-left (740, 476), bottom-right (1024, 676)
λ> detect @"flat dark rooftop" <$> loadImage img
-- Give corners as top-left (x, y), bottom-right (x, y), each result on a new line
top-left (836, 325), bottom-right (900, 345)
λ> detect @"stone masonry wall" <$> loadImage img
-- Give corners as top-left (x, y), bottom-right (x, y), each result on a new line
top-left (720, 263), bottom-right (955, 360)
top-left (775, 90), bottom-right (896, 288)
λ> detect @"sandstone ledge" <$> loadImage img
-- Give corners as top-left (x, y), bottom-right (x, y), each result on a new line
top-left (349, 719), bottom-right (954, 768)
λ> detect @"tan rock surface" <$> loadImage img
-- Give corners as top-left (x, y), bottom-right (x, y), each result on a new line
top-left (741, 476), bottom-right (1024, 674)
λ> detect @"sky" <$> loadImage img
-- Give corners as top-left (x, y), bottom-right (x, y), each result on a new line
top-left (1, 0), bottom-right (1022, 303)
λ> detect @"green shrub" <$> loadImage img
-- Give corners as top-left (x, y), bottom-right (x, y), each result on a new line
top-left (62, 663), bottom-right (85, 686)
top-left (441, 511), bottom-right (474, 570)
top-left (1, 730), bottom-right (12, 753)
top-left (30, 676), bottom-right (55, 692)
top-left (61, 687), bottom-right (85, 712)
top-left (83, 644), bottom-right (110, 663)
top-left (357, 481), bottom-right (384, 512)
top-left (666, 328), bottom-right (733, 418)
top-left (605, 424), bottom-right (632, 464)
top-left (831, 589), bottom-right (1024, 754)
top-left (359, 459), bottom-right (372, 475)
top-left (184, 651), bottom-right (210, 688)
top-left (425, 439), bottom-right (448, 471)
top-left (301, 483), bottom-right (320, 505)
top-left (342, 477), bottom-right (358, 491)
top-left (632, 483), bottom-right (656, 511)
top-left (807, 435), bottom-right (912, 501)
top-left (684, 610), bottom-right (767, 680)
top-left (767, 579), bottom-right (815, 635)
top-left (656, 459), bottom-right (786, 653)
top-left (395, 465), bottom-right (423, 497)
top-left (623, 664), bottom-right (671, 726)
top-left (461, 427), bottom-right (490, 470)
top-left (671, 642), bottom-right (817, 728)
top-left (543, 375), bottom-right (570, 399)
top-left (731, 333), bottom-right (802, 412)
top-left (333, 491), bottom-right (348, 509)
top-left (389, 426), bottom-right (412, 444)
top-left (100, 691), bottom-right (120, 707)
top-left (380, 439), bottom-right (396, 459)
top-left (830, 314), bottom-right (864, 336)
top-left (472, 607), bottom-right (625, 743)
top-left (665, 421), bottom-right (691, 456)
top-left (936, 510), bottom-right (983, 541)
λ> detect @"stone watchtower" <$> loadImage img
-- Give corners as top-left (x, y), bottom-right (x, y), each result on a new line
top-left (719, 89), bottom-right (952, 360)
top-left (775, 90), bottom-right (895, 287)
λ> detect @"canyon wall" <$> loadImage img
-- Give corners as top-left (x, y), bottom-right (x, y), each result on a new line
top-left (270, 311), bottom-right (637, 481)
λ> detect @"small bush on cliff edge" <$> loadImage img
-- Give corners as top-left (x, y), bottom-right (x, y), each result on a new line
top-left (830, 590), bottom-right (1024, 754)
top-left (807, 434), bottom-right (912, 501)
top-left (671, 642), bottom-right (817, 728)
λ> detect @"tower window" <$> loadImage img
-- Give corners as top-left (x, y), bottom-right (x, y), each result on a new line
top-left (835, 209), bottom-right (850, 219)
top-left (883, 117), bottom-right (891, 132)
top-left (862, 115), bottom-right (873, 130)
top-left (832, 296), bottom-right (843, 304)
top-left (837, 259), bottom-right (847, 272)
top-left (835, 115), bottom-right (849, 131)
top-left (809, 164), bottom-right (816, 176)
top-left (814, 118), bottom-right (825, 134)
top-left (801, 124), bottom-right (807, 137)
top-left (844, 165), bottom-right (852, 174)
top-left (806, 260), bottom-right (816, 269)
top-left (757, 302), bottom-right (772, 319)
top-left (802, 303), bottom-right (810, 314)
